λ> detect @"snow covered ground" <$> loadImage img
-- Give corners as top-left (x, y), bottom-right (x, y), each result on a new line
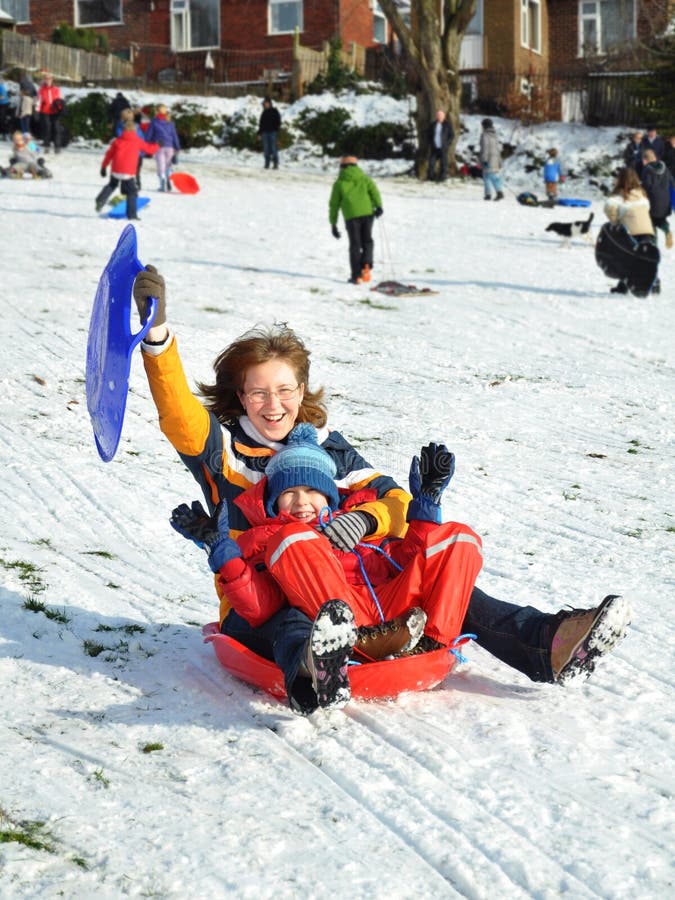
top-left (1, 100), bottom-right (674, 898)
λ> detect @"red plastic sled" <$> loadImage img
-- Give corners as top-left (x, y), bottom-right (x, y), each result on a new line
top-left (169, 172), bottom-right (200, 194)
top-left (203, 623), bottom-right (462, 701)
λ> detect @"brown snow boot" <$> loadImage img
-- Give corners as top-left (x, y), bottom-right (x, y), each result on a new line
top-left (354, 607), bottom-right (426, 660)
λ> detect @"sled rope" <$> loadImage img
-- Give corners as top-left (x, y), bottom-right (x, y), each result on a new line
top-left (448, 633), bottom-right (477, 664)
top-left (377, 216), bottom-right (396, 281)
top-left (318, 508), bottom-right (404, 623)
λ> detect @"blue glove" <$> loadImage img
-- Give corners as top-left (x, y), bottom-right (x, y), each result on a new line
top-left (408, 443), bottom-right (455, 523)
top-left (170, 500), bottom-right (241, 573)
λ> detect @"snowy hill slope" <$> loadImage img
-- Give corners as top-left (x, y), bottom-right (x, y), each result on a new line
top-left (0, 141), bottom-right (674, 898)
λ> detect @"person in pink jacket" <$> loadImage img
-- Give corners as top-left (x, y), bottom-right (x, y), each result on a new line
top-left (96, 121), bottom-right (159, 219)
top-left (171, 424), bottom-right (483, 713)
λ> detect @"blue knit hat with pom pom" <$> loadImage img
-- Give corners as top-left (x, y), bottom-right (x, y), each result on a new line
top-left (265, 423), bottom-right (339, 515)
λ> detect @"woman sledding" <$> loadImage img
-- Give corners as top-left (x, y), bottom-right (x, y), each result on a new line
top-left (132, 265), bottom-right (631, 711)
top-left (171, 427), bottom-right (483, 712)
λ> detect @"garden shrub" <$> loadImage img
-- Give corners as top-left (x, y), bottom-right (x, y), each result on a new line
top-left (61, 92), bottom-right (112, 142)
top-left (295, 107), bottom-right (351, 154)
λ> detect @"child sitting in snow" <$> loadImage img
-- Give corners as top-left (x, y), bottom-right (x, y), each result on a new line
top-left (8, 130), bottom-right (52, 178)
top-left (171, 424), bottom-right (483, 715)
top-left (543, 148), bottom-right (565, 205)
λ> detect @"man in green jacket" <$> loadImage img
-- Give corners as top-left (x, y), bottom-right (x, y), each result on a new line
top-left (329, 155), bottom-right (383, 284)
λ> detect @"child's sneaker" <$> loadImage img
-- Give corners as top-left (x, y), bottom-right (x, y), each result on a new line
top-left (550, 595), bottom-right (631, 685)
top-left (305, 600), bottom-right (357, 711)
top-left (361, 264), bottom-right (371, 282)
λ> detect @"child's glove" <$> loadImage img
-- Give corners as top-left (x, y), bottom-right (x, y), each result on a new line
top-left (374, 207), bottom-right (383, 217)
top-left (100, 166), bottom-right (107, 177)
top-left (331, 225), bottom-right (341, 239)
top-left (321, 511), bottom-right (376, 552)
top-left (133, 264), bottom-right (166, 329)
top-left (170, 500), bottom-right (242, 573)
top-left (408, 443), bottom-right (455, 523)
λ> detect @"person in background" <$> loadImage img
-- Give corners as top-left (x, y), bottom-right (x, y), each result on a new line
top-left (329, 155), bottom-right (383, 284)
top-left (640, 125), bottom-right (665, 162)
top-left (258, 96), bottom-right (282, 170)
top-left (7, 130), bottom-right (51, 178)
top-left (205, 51), bottom-right (215, 87)
top-left (96, 120), bottom-right (159, 218)
top-left (640, 148), bottom-right (674, 249)
top-left (37, 72), bottom-right (63, 154)
top-left (663, 134), bottom-right (675, 182)
top-left (144, 103), bottom-right (180, 191)
top-left (0, 77), bottom-right (10, 141)
top-left (479, 118), bottom-right (504, 201)
top-left (543, 148), bottom-right (564, 205)
top-left (18, 87), bottom-right (35, 136)
top-left (109, 91), bottom-right (130, 128)
top-left (623, 130), bottom-right (644, 175)
top-left (426, 109), bottom-right (454, 182)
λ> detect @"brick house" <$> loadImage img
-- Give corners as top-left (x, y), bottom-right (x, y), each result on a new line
top-left (4, 0), bottom-right (390, 82)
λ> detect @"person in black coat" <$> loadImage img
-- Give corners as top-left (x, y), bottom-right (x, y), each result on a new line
top-left (109, 91), bottom-right (131, 127)
top-left (640, 126), bottom-right (665, 162)
top-left (258, 96), bottom-right (282, 170)
top-left (640, 148), bottom-right (675, 249)
top-left (426, 110), bottom-right (454, 182)
top-left (623, 130), bottom-right (643, 175)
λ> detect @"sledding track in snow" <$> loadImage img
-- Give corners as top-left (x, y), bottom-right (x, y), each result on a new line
top-left (0, 148), bottom-right (673, 898)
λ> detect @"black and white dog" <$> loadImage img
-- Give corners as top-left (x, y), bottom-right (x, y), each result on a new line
top-left (545, 212), bottom-right (595, 248)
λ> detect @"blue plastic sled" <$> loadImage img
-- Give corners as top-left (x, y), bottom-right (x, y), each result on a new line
top-left (557, 198), bottom-right (592, 208)
top-left (107, 196), bottom-right (151, 219)
top-left (86, 224), bottom-right (157, 462)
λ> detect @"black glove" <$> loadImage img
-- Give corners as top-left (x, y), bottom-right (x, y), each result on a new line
top-left (331, 225), bottom-right (341, 239)
top-left (408, 443), bottom-right (455, 523)
top-left (133, 264), bottom-right (166, 329)
top-left (170, 501), bottom-right (241, 573)
top-left (100, 167), bottom-right (107, 178)
top-left (374, 207), bottom-right (383, 217)
top-left (321, 511), bottom-right (377, 552)
top-left (173, 153), bottom-right (179, 165)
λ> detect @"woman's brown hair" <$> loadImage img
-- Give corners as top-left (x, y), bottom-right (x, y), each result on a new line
top-left (612, 166), bottom-right (646, 200)
top-left (197, 324), bottom-right (328, 427)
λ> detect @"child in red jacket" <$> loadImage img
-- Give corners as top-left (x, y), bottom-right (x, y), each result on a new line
top-left (172, 424), bottom-right (483, 714)
top-left (96, 121), bottom-right (159, 218)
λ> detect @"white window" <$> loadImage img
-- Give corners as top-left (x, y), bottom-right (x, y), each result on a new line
top-left (373, 3), bottom-right (387, 43)
top-left (269, 0), bottom-right (302, 35)
top-left (521, 0), bottom-right (541, 53)
top-left (77, 1), bottom-right (122, 26)
top-left (171, 0), bottom-right (219, 51)
top-left (579, 0), bottom-right (635, 55)
top-left (2, 0), bottom-right (30, 24)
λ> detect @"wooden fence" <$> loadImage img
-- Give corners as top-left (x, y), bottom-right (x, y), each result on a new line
top-left (0, 30), bottom-right (133, 83)
top-left (292, 34), bottom-right (365, 98)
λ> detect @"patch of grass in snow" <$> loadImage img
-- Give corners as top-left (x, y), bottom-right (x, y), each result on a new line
top-left (106, 581), bottom-right (121, 589)
top-left (95, 623), bottom-right (146, 635)
top-left (1, 557), bottom-right (47, 594)
top-left (358, 297), bottom-right (397, 310)
top-left (30, 537), bottom-right (54, 549)
top-left (202, 305), bottom-right (227, 313)
top-left (0, 807), bottom-right (55, 854)
top-left (91, 769), bottom-right (110, 788)
top-left (141, 742), bottom-right (164, 754)
top-left (81, 549), bottom-right (116, 559)
top-left (82, 639), bottom-right (106, 657)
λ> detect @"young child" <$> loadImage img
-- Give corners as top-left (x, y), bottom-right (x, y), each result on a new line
top-left (171, 424), bottom-right (483, 715)
top-left (543, 148), bottom-right (564, 205)
top-left (8, 130), bottom-right (51, 178)
top-left (329, 155), bottom-right (383, 284)
top-left (96, 120), bottom-right (159, 218)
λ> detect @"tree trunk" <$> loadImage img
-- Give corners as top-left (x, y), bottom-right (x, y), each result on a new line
top-left (378, 0), bottom-right (477, 179)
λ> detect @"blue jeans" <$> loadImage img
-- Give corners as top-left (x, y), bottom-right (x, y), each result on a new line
top-left (222, 584), bottom-right (556, 710)
top-left (261, 131), bottom-right (278, 168)
top-left (483, 169), bottom-right (503, 197)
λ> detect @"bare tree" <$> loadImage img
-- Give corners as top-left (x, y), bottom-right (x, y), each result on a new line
top-left (377, 0), bottom-right (477, 178)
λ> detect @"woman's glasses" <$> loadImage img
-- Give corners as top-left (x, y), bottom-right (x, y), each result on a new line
top-left (243, 385), bottom-right (301, 405)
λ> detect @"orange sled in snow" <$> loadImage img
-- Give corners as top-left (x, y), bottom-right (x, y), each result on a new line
top-left (169, 172), bottom-right (200, 194)
top-left (202, 623), bottom-right (470, 701)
